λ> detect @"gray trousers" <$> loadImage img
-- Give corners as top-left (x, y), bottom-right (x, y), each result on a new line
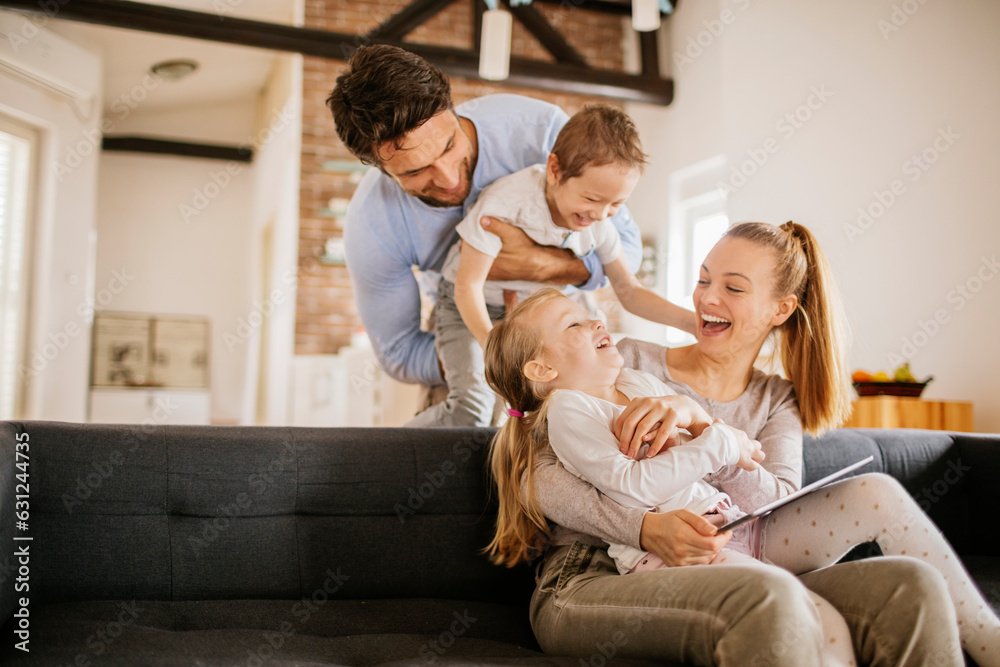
top-left (405, 279), bottom-right (506, 427)
top-left (531, 542), bottom-right (963, 666)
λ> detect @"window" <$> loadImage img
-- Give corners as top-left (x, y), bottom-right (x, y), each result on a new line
top-left (663, 156), bottom-right (729, 346)
top-left (0, 117), bottom-right (37, 419)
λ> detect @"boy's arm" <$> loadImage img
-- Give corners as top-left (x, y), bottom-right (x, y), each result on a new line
top-left (453, 242), bottom-right (497, 348)
top-left (604, 254), bottom-right (698, 335)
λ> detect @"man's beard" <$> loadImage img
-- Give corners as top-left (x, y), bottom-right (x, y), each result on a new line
top-left (415, 157), bottom-right (474, 208)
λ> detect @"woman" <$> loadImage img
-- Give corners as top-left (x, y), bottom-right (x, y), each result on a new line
top-left (525, 222), bottom-right (971, 666)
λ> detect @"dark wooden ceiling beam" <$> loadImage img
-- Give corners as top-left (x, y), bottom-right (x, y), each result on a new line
top-left (530, 0), bottom-right (680, 18)
top-left (639, 31), bottom-right (659, 78)
top-left (502, 0), bottom-right (588, 67)
top-left (0, 0), bottom-right (672, 105)
top-left (369, 0), bottom-right (457, 41)
top-left (102, 136), bottom-right (253, 162)
top-left (530, 0), bottom-right (633, 16)
top-left (437, 47), bottom-right (672, 105)
top-left (473, 0), bottom-right (485, 52)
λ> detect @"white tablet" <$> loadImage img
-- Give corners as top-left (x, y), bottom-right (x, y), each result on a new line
top-left (718, 455), bottom-right (875, 533)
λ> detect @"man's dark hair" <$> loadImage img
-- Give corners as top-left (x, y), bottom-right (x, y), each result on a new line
top-left (326, 45), bottom-right (453, 167)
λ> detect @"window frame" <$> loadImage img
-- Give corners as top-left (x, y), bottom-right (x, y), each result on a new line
top-left (0, 114), bottom-right (39, 419)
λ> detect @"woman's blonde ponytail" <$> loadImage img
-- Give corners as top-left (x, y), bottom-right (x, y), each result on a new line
top-left (726, 222), bottom-right (852, 434)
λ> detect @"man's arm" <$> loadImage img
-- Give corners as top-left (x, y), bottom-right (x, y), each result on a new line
top-left (481, 217), bottom-right (590, 285)
top-left (345, 229), bottom-right (442, 386)
top-left (483, 207), bottom-right (642, 289)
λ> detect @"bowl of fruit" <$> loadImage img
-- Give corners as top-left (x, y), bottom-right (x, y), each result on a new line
top-left (852, 363), bottom-right (933, 397)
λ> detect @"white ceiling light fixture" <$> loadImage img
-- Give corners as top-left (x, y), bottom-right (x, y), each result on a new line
top-left (632, 0), bottom-right (673, 33)
top-left (149, 59), bottom-right (199, 82)
top-left (479, 0), bottom-right (512, 81)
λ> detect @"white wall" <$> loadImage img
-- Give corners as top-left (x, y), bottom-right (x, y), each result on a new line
top-left (95, 134), bottom-right (256, 424)
top-left (628, 0), bottom-right (1000, 432)
top-left (95, 76), bottom-right (302, 426)
top-left (246, 54), bottom-right (302, 425)
top-left (0, 13), bottom-right (102, 421)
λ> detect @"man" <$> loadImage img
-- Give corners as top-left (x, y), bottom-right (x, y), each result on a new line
top-left (327, 45), bottom-right (642, 412)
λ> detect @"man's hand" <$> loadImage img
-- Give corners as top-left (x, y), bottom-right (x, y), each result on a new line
top-left (481, 216), bottom-right (591, 285)
top-left (639, 510), bottom-right (731, 566)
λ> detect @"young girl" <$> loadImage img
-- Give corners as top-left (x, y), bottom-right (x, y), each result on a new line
top-left (483, 288), bottom-right (1000, 667)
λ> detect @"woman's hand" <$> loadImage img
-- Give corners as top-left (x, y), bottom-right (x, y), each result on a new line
top-left (639, 509), bottom-right (731, 566)
top-left (613, 395), bottom-right (713, 459)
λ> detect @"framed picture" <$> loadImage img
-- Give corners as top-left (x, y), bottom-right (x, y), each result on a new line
top-left (91, 314), bottom-right (153, 387)
top-left (152, 318), bottom-right (210, 388)
top-left (91, 313), bottom-right (209, 389)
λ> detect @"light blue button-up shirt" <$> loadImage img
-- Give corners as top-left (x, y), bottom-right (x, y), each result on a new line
top-left (343, 94), bottom-right (642, 385)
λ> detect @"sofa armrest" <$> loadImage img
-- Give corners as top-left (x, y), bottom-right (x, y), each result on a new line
top-left (955, 433), bottom-right (1000, 557)
top-left (0, 422), bottom-right (19, 628)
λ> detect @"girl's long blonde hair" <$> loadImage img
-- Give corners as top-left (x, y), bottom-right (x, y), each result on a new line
top-left (482, 289), bottom-right (565, 567)
top-left (726, 221), bottom-right (852, 435)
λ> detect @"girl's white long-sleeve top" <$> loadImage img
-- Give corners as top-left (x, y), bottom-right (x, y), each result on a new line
top-left (546, 368), bottom-right (742, 572)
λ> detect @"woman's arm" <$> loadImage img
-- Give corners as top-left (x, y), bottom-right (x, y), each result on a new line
top-left (604, 255), bottom-right (698, 335)
top-left (616, 338), bottom-right (804, 512)
top-left (453, 243), bottom-right (497, 348)
top-left (529, 443), bottom-right (646, 548)
top-left (547, 392), bottom-right (744, 510)
top-left (613, 394), bottom-right (714, 459)
top-left (530, 443), bottom-right (731, 561)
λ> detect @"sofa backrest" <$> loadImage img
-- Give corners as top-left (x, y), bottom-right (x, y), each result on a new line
top-left (2, 421), bottom-right (995, 620)
top-left (0, 422), bottom-right (535, 612)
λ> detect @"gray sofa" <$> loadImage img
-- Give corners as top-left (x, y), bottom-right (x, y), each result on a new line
top-left (1, 421), bottom-right (998, 666)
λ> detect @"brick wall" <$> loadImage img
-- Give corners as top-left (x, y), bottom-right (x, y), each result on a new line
top-left (298, 0), bottom-right (627, 355)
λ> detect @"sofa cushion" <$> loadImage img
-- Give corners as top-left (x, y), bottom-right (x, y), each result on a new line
top-left (0, 598), bottom-right (664, 667)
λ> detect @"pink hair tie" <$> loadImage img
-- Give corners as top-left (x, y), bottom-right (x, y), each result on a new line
top-left (507, 409), bottom-right (524, 418)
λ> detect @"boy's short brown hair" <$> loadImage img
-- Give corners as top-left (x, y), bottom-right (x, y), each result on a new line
top-left (550, 104), bottom-right (648, 182)
top-left (326, 45), bottom-right (453, 167)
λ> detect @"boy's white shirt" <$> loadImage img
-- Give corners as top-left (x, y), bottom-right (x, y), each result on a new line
top-left (440, 164), bottom-right (622, 305)
top-left (546, 367), bottom-right (742, 573)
